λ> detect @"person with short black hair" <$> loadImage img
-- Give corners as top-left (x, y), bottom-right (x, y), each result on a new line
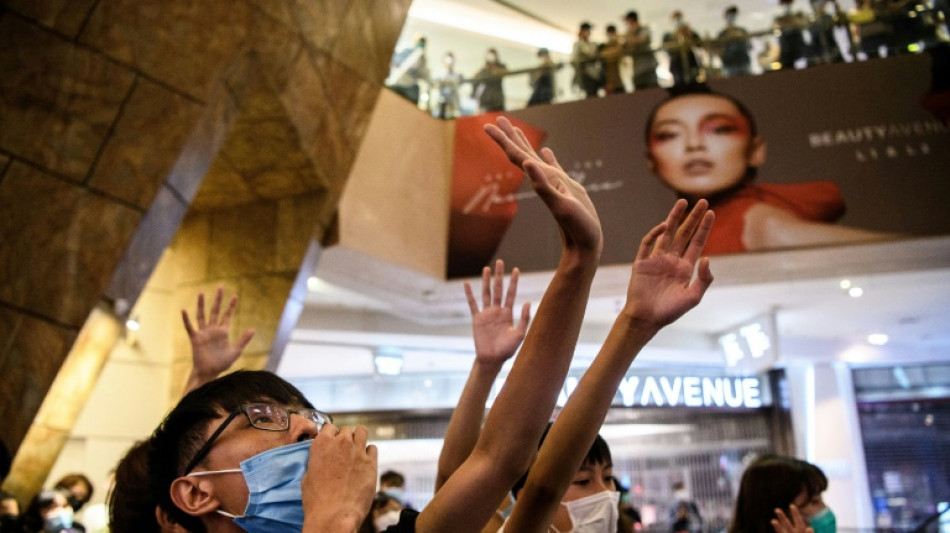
top-left (623, 11), bottom-right (660, 91)
top-left (717, 6), bottom-right (753, 77)
top-left (573, 22), bottom-right (602, 98)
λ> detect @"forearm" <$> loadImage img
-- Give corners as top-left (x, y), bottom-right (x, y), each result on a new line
top-left (506, 314), bottom-right (657, 533)
top-left (303, 512), bottom-right (363, 533)
top-left (436, 361), bottom-right (502, 491)
top-left (475, 252), bottom-right (598, 470)
top-left (182, 366), bottom-right (216, 396)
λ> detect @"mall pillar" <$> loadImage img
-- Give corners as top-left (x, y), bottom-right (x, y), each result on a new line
top-left (787, 362), bottom-right (875, 530)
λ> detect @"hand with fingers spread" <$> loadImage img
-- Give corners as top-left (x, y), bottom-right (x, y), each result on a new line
top-left (303, 425), bottom-right (378, 533)
top-left (772, 505), bottom-right (814, 533)
top-left (622, 199), bottom-right (715, 329)
top-left (484, 116), bottom-right (603, 256)
top-left (436, 260), bottom-right (531, 494)
top-left (182, 287), bottom-right (255, 394)
top-left (466, 259), bottom-right (532, 369)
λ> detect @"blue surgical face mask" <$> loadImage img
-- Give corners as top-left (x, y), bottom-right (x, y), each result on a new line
top-left (808, 507), bottom-right (837, 533)
top-left (382, 487), bottom-right (404, 502)
top-left (43, 507), bottom-right (74, 532)
top-left (188, 439), bottom-right (313, 533)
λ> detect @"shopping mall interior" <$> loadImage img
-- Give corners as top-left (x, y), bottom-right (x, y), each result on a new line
top-left (1, 1), bottom-right (949, 532)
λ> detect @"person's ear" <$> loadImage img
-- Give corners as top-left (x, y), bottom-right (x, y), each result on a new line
top-left (747, 137), bottom-right (767, 168)
top-left (169, 476), bottom-right (219, 518)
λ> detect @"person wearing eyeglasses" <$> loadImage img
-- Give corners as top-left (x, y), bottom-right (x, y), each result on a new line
top-left (145, 115), bottom-right (607, 533)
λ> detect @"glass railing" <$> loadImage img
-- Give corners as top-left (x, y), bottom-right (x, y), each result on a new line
top-left (386, 4), bottom-right (949, 117)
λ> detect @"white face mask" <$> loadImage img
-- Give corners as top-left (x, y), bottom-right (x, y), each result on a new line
top-left (560, 490), bottom-right (620, 533)
top-left (374, 509), bottom-right (401, 532)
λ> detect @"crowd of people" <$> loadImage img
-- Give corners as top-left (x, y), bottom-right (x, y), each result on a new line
top-left (0, 111), bottom-right (843, 533)
top-left (388, 1), bottom-right (949, 113)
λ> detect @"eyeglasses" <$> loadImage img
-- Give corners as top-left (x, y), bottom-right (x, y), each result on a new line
top-left (183, 403), bottom-right (332, 474)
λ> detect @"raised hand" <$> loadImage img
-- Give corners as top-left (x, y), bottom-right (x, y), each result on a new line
top-left (464, 259), bottom-right (531, 368)
top-left (623, 199), bottom-right (715, 329)
top-left (484, 116), bottom-right (602, 256)
top-left (772, 504), bottom-right (814, 533)
top-left (182, 287), bottom-right (255, 385)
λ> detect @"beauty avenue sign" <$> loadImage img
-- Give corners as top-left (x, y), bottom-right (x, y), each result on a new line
top-left (556, 374), bottom-right (769, 409)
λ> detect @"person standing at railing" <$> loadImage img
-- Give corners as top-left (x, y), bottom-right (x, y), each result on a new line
top-left (806, 0), bottom-right (845, 65)
top-left (473, 48), bottom-right (509, 113)
top-left (601, 24), bottom-right (627, 95)
top-left (527, 48), bottom-right (556, 107)
top-left (623, 10), bottom-right (660, 91)
top-left (572, 21), bottom-right (602, 99)
top-left (774, 0), bottom-right (809, 69)
top-left (663, 10), bottom-right (702, 86)
top-left (435, 52), bottom-right (463, 119)
top-left (716, 5), bottom-right (753, 77)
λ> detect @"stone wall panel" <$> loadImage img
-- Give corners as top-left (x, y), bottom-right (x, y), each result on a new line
top-left (0, 309), bottom-right (76, 450)
top-left (4, 0), bottom-right (99, 39)
top-left (0, 17), bottom-right (134, 181)
top-left (0, 163), bottom-right (142, 326)
top-left (88, 79), bottom-right (204, 209)
top-left (79, 0), bottom-right (254, 101)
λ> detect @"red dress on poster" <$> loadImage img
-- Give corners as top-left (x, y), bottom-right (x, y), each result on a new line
top-left (447, 113), bottom-right (547, 278)
top-left (705, 181), bottom-right (846, 255)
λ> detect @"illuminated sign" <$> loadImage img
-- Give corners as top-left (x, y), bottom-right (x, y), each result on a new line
top-left (717, 313), bottom-right (778, 374)
top-left (557, 375), bottom-right (765, 409)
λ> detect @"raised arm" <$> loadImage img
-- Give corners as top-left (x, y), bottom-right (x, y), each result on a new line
top-left (181, 287), bottom-right (255, 395)
top-left (435, 260), bottom-right (530, 492)
top-left (506, 199), bottom-right (715, 533)
top-left (416, 116), bottom-right (603, 533)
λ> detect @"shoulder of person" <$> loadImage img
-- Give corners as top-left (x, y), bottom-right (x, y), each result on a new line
top-left (383, 508), bottom-right (420, 533)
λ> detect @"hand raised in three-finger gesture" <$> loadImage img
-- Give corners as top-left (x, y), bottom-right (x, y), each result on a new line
top-left (465, 259), bottom-right (531, 369)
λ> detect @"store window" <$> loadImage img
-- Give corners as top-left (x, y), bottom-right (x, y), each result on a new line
top-left (854, 364), bottom-right (950, 532)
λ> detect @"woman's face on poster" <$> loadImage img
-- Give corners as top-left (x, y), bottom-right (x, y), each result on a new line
top-left (647, 94), bottom-right (765, 201)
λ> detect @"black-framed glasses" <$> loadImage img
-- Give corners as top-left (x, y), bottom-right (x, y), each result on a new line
top-left (183, 403), bottom-right (332, 474)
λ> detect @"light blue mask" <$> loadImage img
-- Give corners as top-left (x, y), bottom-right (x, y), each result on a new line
top-left (808, 507), bottom-right (837, 533)
top-left (189, 439), bottom-right (313, 533)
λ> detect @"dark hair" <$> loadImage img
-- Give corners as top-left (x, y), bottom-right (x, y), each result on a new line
top-left (511, 424), bottom-right (613, 499)
top-left (729, 455), bottom-right (826, 533)
top-left (54, 473), bottom-right (93, 505)
top-left (625, 11), bottom-right (639, 22)
top-left (380, 470), bottom-right (406, 487)
top-left (110, 440), bottom-right (161, 533)
top-left (149, 371), bottom-right (313, 533)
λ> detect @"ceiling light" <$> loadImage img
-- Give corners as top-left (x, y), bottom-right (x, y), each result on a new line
top-left (307, 276), bottom-right (321, 292)
top-left (867, 333), bottom-right (889, 346)
top-left (374, 348), bottom-right (404, 376)
top-left (848, 287), bottom-right (864, 298)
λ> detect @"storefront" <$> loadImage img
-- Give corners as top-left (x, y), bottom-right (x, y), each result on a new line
top-left (301, 367), bottom-right (793, 528)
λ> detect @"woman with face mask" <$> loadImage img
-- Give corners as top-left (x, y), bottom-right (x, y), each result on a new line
top-left (22, 490), bottom-right (82, 533)
top-left (730, 455), bottom-right (835, 533)
top-left (645, 85), bottom-right (893, 255)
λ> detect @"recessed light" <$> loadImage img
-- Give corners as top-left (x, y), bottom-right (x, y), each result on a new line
top-left (867, 333), bottom-right (889, 346)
